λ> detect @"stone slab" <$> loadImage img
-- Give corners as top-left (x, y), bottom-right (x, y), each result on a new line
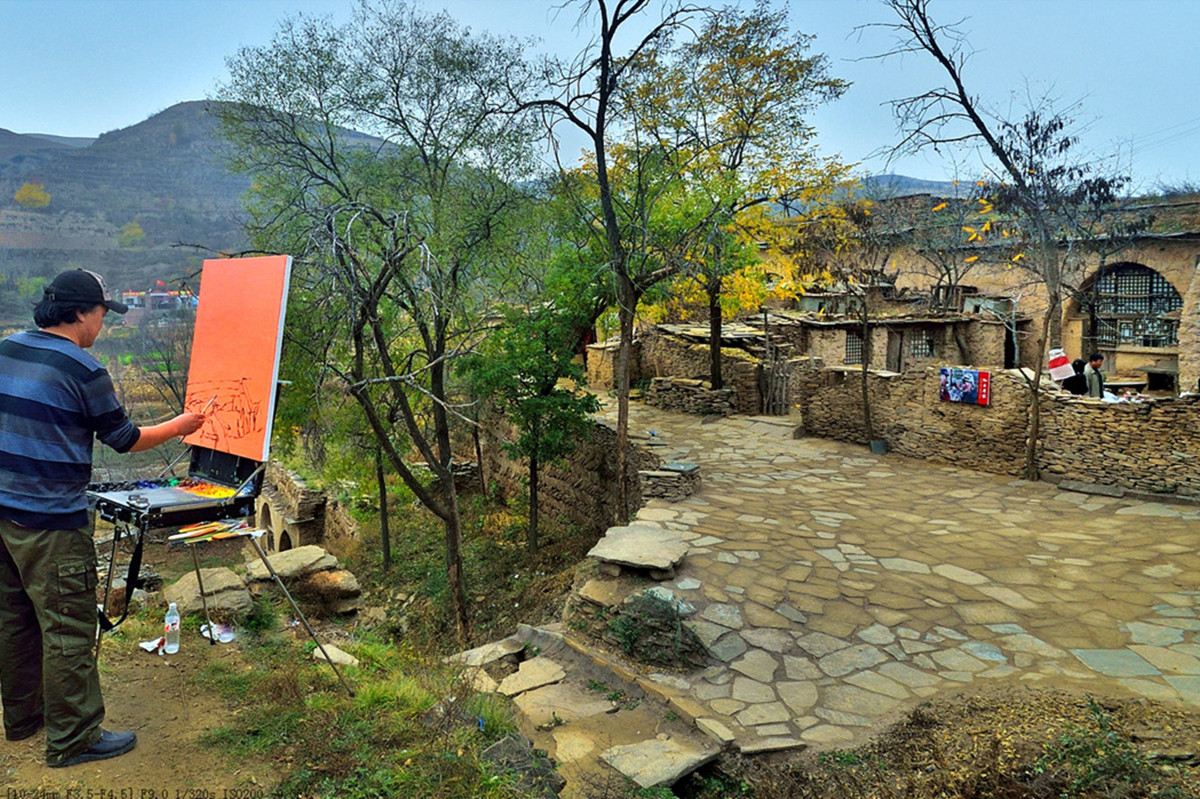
top-left (448, 636), bottom-right (525, 667)
top-left (600, 737), bottom-right (719, 788)
top-left (1059, 480), bottom-right (1125, 498)
top-left (1070, 649), bottom-right (1161, 677)
top-left (164, 567), bottom-right (252, 617)
top-left (499, 657), bottom-right (566, 696)
top-left (513, 682), bottom-right (614, 727)
top-left (737, 737), bottom-right (806, 754)
top-left (588, 525), bottom-right (689, 572)
top-left (312, 643), bottom-right (359, 667)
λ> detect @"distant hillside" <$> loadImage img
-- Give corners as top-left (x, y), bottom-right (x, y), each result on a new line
top-left (0, 101), bottom-right (251, 324)
top-left (862, 173), bottom-right (962, 198)
top-left (22, 133), bottom-right (95, 148)
top-left (0, 101), bottom-right (968, 326)
top-left (0, 128), bottom-right (75, 169)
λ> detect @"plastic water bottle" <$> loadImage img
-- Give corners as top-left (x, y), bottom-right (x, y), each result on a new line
top-left (164, 602), bottom-right (180, 654)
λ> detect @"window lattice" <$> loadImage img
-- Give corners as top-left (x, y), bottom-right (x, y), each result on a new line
top-left (909, 335), bottom-right (936, 359)
top-left (1092, 265), bottom-right (1182, 348)
top-left (845, 330), bottom-right (863, 364)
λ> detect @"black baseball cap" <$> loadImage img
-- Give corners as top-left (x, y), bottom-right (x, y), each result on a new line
top-left (44, 269), bottom-right (129, 314)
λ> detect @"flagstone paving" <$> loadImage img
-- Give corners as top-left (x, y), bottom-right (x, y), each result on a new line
top-left (584, 402), bottom-right (1200, 753)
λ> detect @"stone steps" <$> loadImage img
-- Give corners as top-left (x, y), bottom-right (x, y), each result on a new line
top-left (451, 623), bottom-right (723, 795)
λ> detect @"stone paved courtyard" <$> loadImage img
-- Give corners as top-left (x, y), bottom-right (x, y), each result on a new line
top-left (588, 400), bottom-right (1200, 753)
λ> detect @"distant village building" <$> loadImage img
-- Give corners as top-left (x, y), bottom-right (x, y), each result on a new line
top-left (119, 288), bottom-right (195, 325)
top-left (880, 195), bottom-right (1200, 395)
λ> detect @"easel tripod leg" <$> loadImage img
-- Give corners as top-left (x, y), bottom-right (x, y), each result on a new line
top-left (95, 521), bottom-right (124, 661)
top-left (190, 544), bottom-right (217, 646)
top-left (247, 536), bottom-right (355, 697)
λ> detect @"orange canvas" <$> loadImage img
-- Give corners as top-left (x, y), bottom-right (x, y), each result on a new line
top-left (182, 256), bottom-right (291, 461)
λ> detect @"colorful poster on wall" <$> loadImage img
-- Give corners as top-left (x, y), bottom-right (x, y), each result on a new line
top-left (939, 367), bottom-right (991, 406)
top-left (182, 256), bottom-right (292, 461)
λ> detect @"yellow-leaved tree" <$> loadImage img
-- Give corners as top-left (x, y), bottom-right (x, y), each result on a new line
top-left (14, 181), bottom-right (50, 209)
top-left (118, 220), bottom-right (146, 248)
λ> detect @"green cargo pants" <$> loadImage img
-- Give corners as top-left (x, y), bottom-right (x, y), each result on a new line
top-left (0, 517), bottom-right (105, 764)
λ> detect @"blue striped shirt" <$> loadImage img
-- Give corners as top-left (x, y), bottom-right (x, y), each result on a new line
top-left (0, 330), bottom-right (140, 529)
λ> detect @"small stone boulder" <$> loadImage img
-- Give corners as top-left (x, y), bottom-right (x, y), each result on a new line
top-left (298, 568), bottom-right (361, 598)
top-left (245, 545), bottom-right (338, 582)
top-left (312, 643), bottom-right (359, 667)
top-left (163, 567), bottom-right (253, 618)
top-left (245, 545), bottom-right (363, 618)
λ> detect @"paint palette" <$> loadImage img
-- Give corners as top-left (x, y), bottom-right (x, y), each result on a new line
top-left (88, 446), bottom-right (263, 528)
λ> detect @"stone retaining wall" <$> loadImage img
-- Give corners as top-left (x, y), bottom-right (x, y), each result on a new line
top-left (257, 462), bottom-right (360, 553)
top-left (586, 340), bottom-right (643, 390)
top-left (646, 378), bottom-right (733, 416)
top-left (638, 330), bottom-right (762, 414)
top-left (640, 462), bottom-right (700, 502)
top-left (478, 418), bottom-right (659, 538)
top-left (1181, 267), bottom-right (1200, 395)
top-left (793, 361), bottom-right (1200, 498)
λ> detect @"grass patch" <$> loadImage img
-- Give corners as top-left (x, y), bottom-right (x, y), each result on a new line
top-left (192, 625), bottom-right (524, 798)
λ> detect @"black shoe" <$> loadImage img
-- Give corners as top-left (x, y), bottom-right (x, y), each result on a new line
top-left (48, 729), bottom-right (137, 768)
top-left (5, 719), bottom-right (43, 741)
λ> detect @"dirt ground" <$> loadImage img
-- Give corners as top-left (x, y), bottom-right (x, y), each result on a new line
top-left (728, 681), bottom-right (1200, 798)
top-left (0, 637), bottom-right (279, 796)
top-left (0, 535), bottom-right (281, 797)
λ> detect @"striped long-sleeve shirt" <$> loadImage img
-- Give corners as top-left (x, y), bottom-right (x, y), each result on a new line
top-left (0, 330), bottom-right (140, 529)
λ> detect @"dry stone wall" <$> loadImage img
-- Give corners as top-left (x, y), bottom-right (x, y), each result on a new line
top-left (637, 330), bottom-right (762, 414)
top-left (1040, 394), bottom-right (1200, 497)
top-left (478, 417), bottom-right (658, 538)
top-left (646, 378), bottom-right (733, 416)
top-left (586, 340), bottom-right (643, 391)
top-left (1181, 266), bottom-right (1200, 394)
top-left (258, 462), bottom-right (360, 555)
top-left (791, 363), bottom-right (1031, 474)
top-left (793, 362), bottom-right (1200, 499)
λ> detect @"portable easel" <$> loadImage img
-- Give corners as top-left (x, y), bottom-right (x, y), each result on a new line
top-left (168, 523), bottom-right (356, 697)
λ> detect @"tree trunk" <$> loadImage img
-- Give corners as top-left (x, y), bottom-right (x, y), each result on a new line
top-left (1023, 305), bottom-right (1055, 481)
top-left (859, 304), bottom-right (875, 442)
top-left (528, 452), bottom-right (539, 552)
top-left (441, 495), bottom-right (470, 645)
top-left (473, 412), bottom-right (487, 499)
top-left (614, 272), bottom-right (637, 524)
top-left (375, 445), bottom-right (391, 574)
top-left (708, 278), bottom-right (723, 389)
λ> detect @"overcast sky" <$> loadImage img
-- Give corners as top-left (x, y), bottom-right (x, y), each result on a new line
top-left (2, 0), bottom-right (1197, 191)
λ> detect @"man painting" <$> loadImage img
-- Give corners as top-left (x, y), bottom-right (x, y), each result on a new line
top-left (0, 269), bottom-right (204, 767)
top-left (1084, 352), bottom-right (1106, 399)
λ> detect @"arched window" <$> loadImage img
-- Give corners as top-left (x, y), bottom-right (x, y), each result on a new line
top-left (1089, 264), bottom-right (1182, 348)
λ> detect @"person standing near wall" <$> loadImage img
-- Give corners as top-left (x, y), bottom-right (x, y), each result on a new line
top-left (1061, 359), bottom-right (1088, 395)
top-left (1084, 352), bottom-right (1106, 398)
top-left (0, 269), bottom-right (204, 767)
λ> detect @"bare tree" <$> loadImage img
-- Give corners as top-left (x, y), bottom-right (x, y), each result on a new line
top-left (879, 0), bottom-right (1136, 479)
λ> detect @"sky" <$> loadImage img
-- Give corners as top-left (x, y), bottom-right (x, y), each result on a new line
top-left (2, 0), bottom-right (1198, 192)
